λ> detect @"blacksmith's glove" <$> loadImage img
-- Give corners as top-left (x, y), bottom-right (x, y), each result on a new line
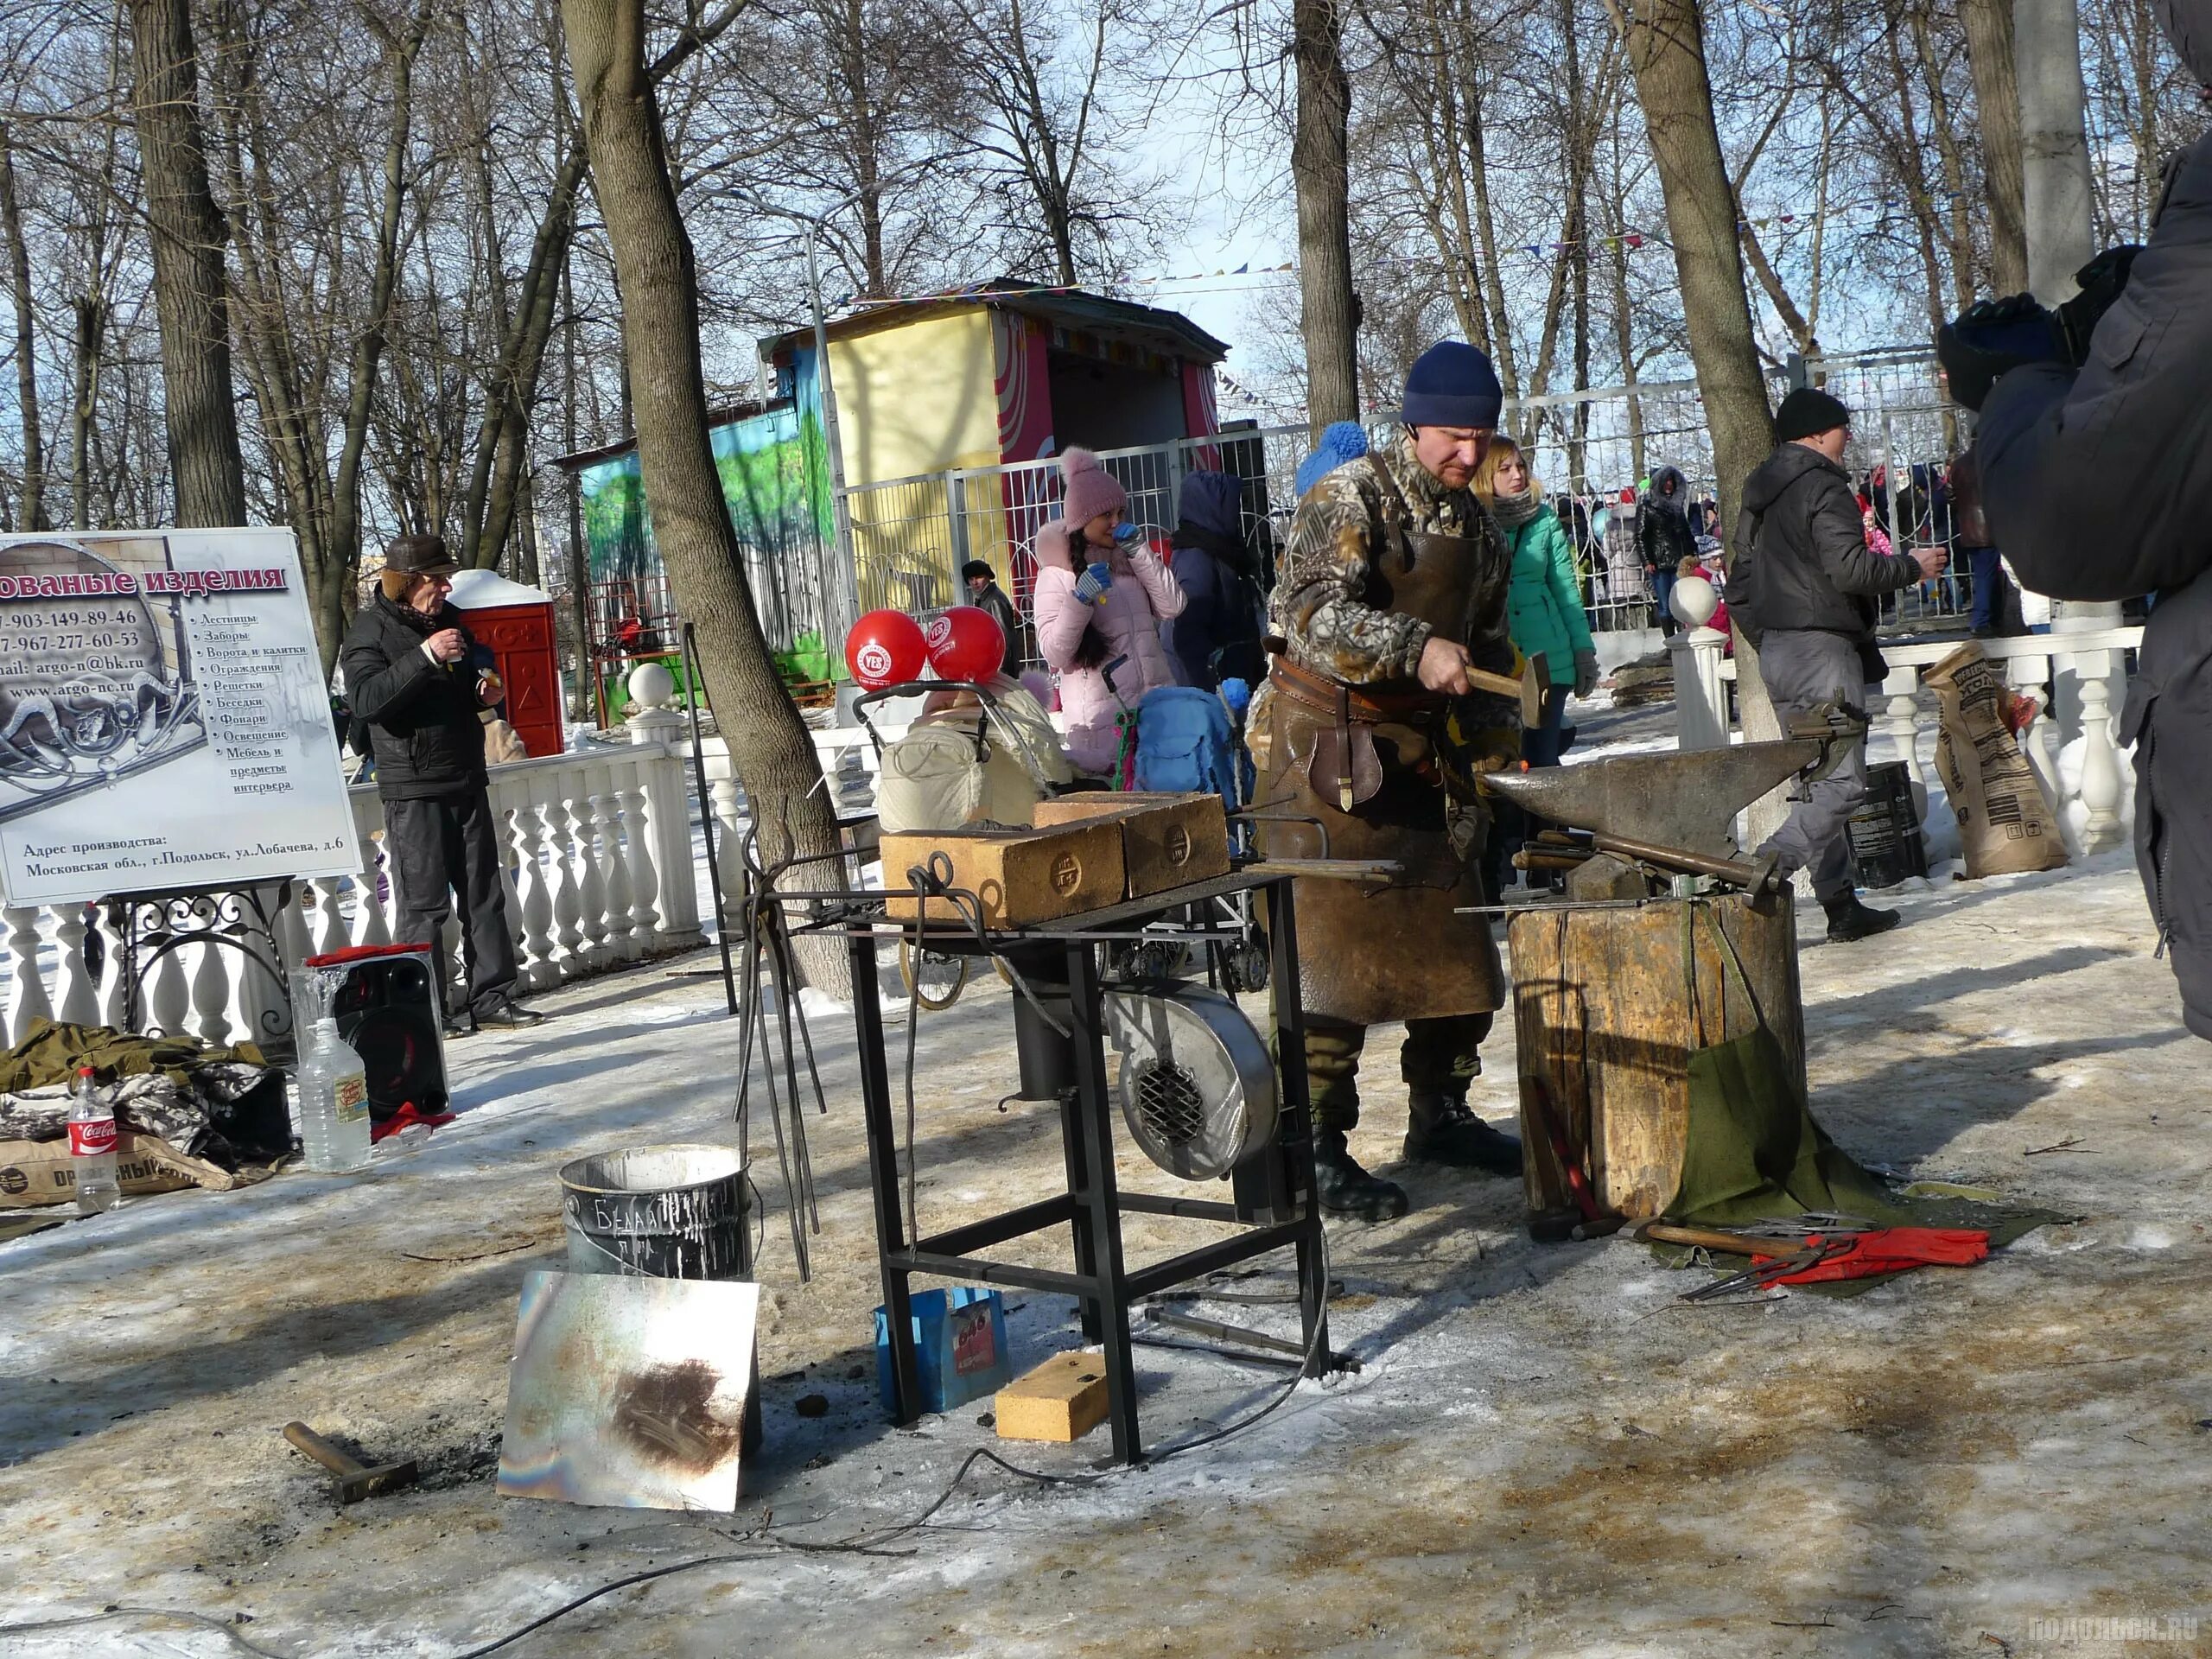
top-left (1573, 650), bottom-right (1601, 700)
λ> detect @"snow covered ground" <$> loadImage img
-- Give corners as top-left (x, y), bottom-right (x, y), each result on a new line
top-left (2, 706), bottom-right (2205, 1659)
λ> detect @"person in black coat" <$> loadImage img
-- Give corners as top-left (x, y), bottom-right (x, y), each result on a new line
top-left (340, 533), bottom-right (543, 1034)
top-left (1728, 389), bottom-right (1947, 942)
top-left (961, 560), bottom-right (1025, 677)
top-left (1948, 20), bottom-right (2212, 1036)
top-left (1639, 465), bottom-right (1699, 635)
top-left (1160, 469), bottom-right (1267, 690)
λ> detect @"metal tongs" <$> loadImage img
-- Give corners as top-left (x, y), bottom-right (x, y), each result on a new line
top-left (1637, 1217), bottom-right (1877, 1302)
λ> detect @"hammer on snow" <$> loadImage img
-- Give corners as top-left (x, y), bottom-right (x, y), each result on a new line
top-left (282, 1421), bottom-right (418, 1504)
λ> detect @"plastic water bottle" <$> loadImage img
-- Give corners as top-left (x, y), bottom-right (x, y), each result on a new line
top-left (296, 1015), bottom-right (372, 1173)
top-left (69, 1065), bottom-right (119, 1214)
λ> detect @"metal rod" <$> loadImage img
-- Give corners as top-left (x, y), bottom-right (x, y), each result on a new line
top-left (889, 1249), bottom-right (1096, 1299)
top-left (912, 1194), bottom-right (1080, 1258)
top-left (1122, 1223), bottom-right (1313, 1300)
top-left (680, 622), bottom-right (739, 1017)
top-left (1116, 1192), bottom-right (1244, 1223)
top-left (1146, 1306), bottom-right (1315, 1360)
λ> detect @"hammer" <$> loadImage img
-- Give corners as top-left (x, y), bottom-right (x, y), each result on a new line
top-left (283, 1421), bottom-right (418, 1504)
top-left (1463, 652), bottom-right (1549, 729)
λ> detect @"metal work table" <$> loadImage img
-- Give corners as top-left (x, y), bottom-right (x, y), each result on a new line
top-left (784, 868), bottom-right (1331, 1464)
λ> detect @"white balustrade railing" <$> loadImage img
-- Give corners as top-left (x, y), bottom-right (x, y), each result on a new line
top-left (0, 677), bottom-right (708, 1051)
top-left (1671, 625), bottom-right (2143, 857)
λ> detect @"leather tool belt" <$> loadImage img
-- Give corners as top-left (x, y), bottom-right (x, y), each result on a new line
top-left (1268, 656), bottom-right (1447, 812)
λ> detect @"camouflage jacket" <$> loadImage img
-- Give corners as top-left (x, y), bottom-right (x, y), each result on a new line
top-left (1268, 431), bottom-right (1518, 728)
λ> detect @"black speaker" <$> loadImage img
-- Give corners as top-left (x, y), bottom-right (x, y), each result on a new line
top-left (303, 945), bottom-right (448, 1121)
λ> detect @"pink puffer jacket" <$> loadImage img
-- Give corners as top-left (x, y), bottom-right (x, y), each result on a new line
top-left (1031, 520), bottom-right (1185, 775)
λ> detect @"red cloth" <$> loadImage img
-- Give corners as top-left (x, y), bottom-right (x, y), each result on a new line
top-left (1762, 1227), bottom-right (1990, 1285)
top-left (370, 1102), bottom-right (456, 1142)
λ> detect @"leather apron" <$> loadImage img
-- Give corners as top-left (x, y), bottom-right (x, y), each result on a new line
top-left (1257, 476), bottom-right (1510, 1027)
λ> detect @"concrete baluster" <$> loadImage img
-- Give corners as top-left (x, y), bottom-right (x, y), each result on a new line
top-left (511, 786), bottom-right (558, 990)
top-left (52, 903), bottom-right (99, 1027)
top-left (545, 797), bottom-right (587, 972)
top-left (620, 779), bottom-right (659, 957)
top-left (3, 906), bottom-right (51, 1044)
top-left (595, 782), bottom-right (635, 963)
top-left (574, 772), bottom-right (612, 968)
top-left (2076, 651), bottom-right (2126, 853)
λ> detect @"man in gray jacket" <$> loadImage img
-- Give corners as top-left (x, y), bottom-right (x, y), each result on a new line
top-left (1945, 0), bottom-right (2212, 1036)
top-left (1730, 388), bottom-right (1947, 941)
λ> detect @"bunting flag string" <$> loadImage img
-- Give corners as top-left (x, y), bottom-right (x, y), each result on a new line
top-left (825, 191), bottom-right (1975, 309)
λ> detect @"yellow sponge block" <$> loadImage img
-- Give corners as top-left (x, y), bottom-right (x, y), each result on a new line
top-left (995, 1351), bottom-right (1110, 1443)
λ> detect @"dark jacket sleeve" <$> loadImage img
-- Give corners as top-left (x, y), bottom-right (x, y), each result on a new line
top-left (1163, 546), bottom-right (1222, 686)
top-left (1810, 474), bottom-right (1921, 597)
top-left (342, 615), bottom-right (442, 725)
top-left (1978, 137), bottom-right (2212, 601)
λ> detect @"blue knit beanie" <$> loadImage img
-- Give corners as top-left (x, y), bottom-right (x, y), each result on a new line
top-left (1294, 421), bottom-right (1370, 499)
top-left (1400, 340), bottom-right (1503, 429)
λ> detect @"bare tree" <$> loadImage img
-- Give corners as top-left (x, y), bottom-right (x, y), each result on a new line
top-left (1959, 0), bottom-right (2030, 290)
top-left (0, 123), bottom-right (47, 530)
top-left (562, 0), bottom-right (844, 981)
top-left (1608, 0), bottom-right (1772, 528)
top-left (1293, 0), bottom-right (1360, 432)
top-left (128, 0), bottom-right (247, 527)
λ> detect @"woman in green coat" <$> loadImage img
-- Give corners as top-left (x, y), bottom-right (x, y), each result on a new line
top-left (1475, 436), bottom-right (1598, 766)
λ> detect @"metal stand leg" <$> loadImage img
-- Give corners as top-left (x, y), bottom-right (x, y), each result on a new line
top-left (849, 928), bottom-right (919, 1423)
top-left (1066, 939), bottom-right (1140, 1462)
top-left (1268, 878), bottom-right (1331, 1375)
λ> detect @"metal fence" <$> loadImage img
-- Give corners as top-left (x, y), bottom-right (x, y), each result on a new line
top-left (806, 346), bottom-right (1983, 657)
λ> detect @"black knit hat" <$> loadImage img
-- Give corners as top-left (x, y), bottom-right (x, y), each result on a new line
top-left (1775, 387), bottom-right (1853, 443)
top-left (1401, 341), bottom-right (1504, 429)
top-left (961, 560), bottom-right (995, 582)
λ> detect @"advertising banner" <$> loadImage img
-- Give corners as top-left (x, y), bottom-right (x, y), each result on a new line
top-left (0, 529), bottom-right (360, 907)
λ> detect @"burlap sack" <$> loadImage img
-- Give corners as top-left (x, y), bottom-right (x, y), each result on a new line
top-left (1923, 642), bottom-right (2068, 878)
top-left (0, 1131), bottom-right (238, 1210)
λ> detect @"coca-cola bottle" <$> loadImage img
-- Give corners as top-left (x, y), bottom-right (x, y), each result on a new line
top-left (68, 1065), bottom-right (119, 1214)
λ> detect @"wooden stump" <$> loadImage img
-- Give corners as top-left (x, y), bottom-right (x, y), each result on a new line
top-left (1508, 893), bottom-right (1803, 1220)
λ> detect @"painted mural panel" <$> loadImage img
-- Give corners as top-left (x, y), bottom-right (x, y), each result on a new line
top-left (575, 402), bottom-right (834, 586)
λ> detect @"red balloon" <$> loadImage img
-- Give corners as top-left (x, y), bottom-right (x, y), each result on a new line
top-left (843, 609), bottom-right (928, 690)
top-left (925, 606), bottom-right (1007, 683)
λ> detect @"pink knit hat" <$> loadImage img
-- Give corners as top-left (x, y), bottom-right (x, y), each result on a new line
top-left (1057, 448), bottom-right (1127, 526)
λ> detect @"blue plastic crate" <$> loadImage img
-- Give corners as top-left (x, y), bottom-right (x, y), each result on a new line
top-left (874, 1287), bottom-right (1014, 1414)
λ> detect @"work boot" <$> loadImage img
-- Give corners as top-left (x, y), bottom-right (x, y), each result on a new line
top-left (1312, 1129), bottom-right (1410, 1223)
top-left (1402, 1092), bottom-right (1523, 1176)
top-left (1823, 893), bottom-right (1902, 944)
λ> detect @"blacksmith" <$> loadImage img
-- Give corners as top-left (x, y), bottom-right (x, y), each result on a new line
top-left (1253, 341), bottom-right (1523, 1221)
top-left (340, 534), bottom-right (543, 1036)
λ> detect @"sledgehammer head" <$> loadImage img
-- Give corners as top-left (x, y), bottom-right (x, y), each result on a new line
top-left (283, 1421), bottom-right (419, 1505)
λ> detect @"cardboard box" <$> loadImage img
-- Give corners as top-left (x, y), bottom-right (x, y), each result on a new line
top-left (1030, 792), bottom-right (1231, 897)
top-left (0, 1130), bottom-right (233, 1209)
top-left (995, 1350), bottom-right (1111, 1443)
top-left (881, 820), bottom-right (1125, 928)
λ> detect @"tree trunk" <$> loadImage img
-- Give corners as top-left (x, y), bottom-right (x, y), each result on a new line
top-left (563, 0), bottom-right (842, 981)
top-left (70, 296), bottom-right (107, 530)
top-left (1292, 0), bottom-right (1359, 433)
top-left (1611, 0), bottom-right (1783, 826)
top-left (1611, 0), bottom-right (1771, 532)
top-left (1959, 0), bottom-right (2030, 293)
top-left (128, 0), bottom-right (247, 528)
top-left (0, 126), bottom-right (47, 531)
